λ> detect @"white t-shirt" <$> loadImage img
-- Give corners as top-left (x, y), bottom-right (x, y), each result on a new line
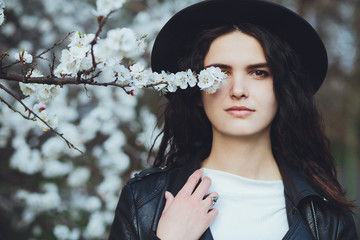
top-left (202, 168), bottom-right (289, 240)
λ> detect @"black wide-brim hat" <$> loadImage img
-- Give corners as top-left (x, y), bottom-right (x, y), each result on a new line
top-left (151, 0), bottom-right (328, 93)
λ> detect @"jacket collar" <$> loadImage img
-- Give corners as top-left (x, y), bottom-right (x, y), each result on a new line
top-left (167, 151), bottom-right (321, 240)
top-left (172, 150), bottom-right (321, 208)
top-left (279, 163), bottom-right (322, 207)
top-left (168, 150), bottom-right (208, 196)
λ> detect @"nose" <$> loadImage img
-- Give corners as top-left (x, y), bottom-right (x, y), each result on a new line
top-left (229, 73), bottom-right (249, 99)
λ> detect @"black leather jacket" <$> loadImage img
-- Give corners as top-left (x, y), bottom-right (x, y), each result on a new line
top-left (109, 154), bottom-right (358, 240)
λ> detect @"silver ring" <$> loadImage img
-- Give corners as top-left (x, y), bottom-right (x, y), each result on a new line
top-left (211, 196), bottom-right (218, 206)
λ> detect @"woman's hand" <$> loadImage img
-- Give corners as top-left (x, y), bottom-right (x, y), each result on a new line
top-left (156, 169), bottom-right (219, 240)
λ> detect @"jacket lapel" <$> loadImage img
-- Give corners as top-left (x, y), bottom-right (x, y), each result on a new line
top-left (280, 164), bottom-right (320, 239)
top-left (282, 201), bottom-right (316, 240)
top-left (168, 152), bottom-right (215, 239)
top-left (153, 152), bottom-right (320, 240)
top-left (167, 150), bottom-right (209, 195)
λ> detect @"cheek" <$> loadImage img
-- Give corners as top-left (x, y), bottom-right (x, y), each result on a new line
top-left (201, 93), bottom-right (222, 120)
top-left (263, 90), bottom-right (278, 117)
top-left (254, 83), bottom-right (277, 114)
top-left (200, 84), bottom-right (228, 107)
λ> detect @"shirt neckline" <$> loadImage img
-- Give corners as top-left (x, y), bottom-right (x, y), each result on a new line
top-left (202, 167), bottom-right (283, 184)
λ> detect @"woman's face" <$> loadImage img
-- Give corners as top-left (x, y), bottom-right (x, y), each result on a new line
top-left (202, 30), bottom-right (277, 139)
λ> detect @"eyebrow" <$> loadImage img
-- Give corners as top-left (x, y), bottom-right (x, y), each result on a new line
top-left (204, 62), bottom-right (270, 70)
top-left (247, 63), bottom-right (269, 70)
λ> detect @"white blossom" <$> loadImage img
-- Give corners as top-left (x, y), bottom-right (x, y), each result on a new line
top-left (197, 68), bottom-right (215, 89)
top-left (15, 50), bottom-right (33, 63)
top-left (94, 0), bottom-right (125, 16)
top-left (129, 62), bottom-right (144, 74)
top-left (174, 71), bottom-right (189, 89)
top-left (68, 31), bottom-right (94, 50)
top-left (186, 69), bottom-right (197, 87)
top-left (33, 103), bottom-right (58, 131)
top-left (115, 64), bottom-right (131, 83)
top-left (130, 63), bottom-right (151, 87)
top-left (19, 82), bottom-right (36, 96)
top-left (197, 67), bottom-right (227, 93)
top-left (149, 71), bottom-right (167, 91)
top-left (127, 36), bottom-right (147, 58)
top-left (165, 73), bottom-right (177, 92)
top-left (34, 84), bottom-right (60, 103)
top-left (94, 27), bottom-right (144, 65)
top-left (55, 32), bottom-right (95, 77)
top-left (19, 69), bottom-right (59, 103)
top-left (109, 28), bottom-right (137, 53)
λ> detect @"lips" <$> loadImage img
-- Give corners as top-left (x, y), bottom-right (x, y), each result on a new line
top-left (225, 106), bottom-right (255, 117)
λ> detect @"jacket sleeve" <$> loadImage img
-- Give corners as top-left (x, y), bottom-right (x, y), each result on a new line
top-left (108, 183), bottom-right (162, 240)
top-left (335, 211), bottom-right (358, 240)
top-left (109, 184), bottom-right (139, 240)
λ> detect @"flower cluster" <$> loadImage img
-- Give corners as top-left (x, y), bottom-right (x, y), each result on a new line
top-left (54, 29), bottom-right (227, 95)
top-left (54, 32), bottom-right (96, 78)
top-left (94, 0), bottom-right (125, 17)
top-left (19, 70), bottom-right (59, 102)
top-left (19, 69), bottom-right (59, 131)
top-left (149, 67), bottom-right (228, 94)
top-left (15, 49), bottom-right (33, 63)
top-left (32, 103), bottom-right (58, 131)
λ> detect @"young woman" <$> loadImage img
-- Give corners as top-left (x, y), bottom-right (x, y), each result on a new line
top-left (109, 0), bottom-right (358, 239)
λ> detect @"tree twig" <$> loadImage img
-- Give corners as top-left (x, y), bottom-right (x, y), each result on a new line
top-left (1, 32), bottom-right (73, 70)
top-left (0, 83), bottom-right (84, 154)
top-left (0, 96), bottom-right (36, 120)
top-left (34, 32), bottom-right (73, 59)
top-left (0, 72), bottom-right (167, 92)
top-left (82, 11), bottom-right (115, 78)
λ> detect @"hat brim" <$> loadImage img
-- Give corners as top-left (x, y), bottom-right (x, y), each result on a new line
top-left (151, 0), bottom-right (328, 93)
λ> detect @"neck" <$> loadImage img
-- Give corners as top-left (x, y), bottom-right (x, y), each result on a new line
top-left (201, 129), bottom-right (281, 180)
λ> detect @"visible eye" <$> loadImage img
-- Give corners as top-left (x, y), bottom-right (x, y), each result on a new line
top-left (221, 69), bottom-right (230, 76)
top-left (251, 70), bottom-right (270, 79)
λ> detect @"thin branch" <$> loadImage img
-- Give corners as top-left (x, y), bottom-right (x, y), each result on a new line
top-left (49, 52), bottom-right (56, 77)
top-left (84, 11), bottom-right (115, 76)
top-left (0, 83), bottom-right (84, 154)
top-left (0, 96), bottom-right (36, 120)
top-left (1, 32), bottom-right (72, 70)
top-left (34, 32), bottom-right (73, 59)
top-left (0, 72), bottom-right (167, 91)
top-left (0, 52), bottom-right (9, 66)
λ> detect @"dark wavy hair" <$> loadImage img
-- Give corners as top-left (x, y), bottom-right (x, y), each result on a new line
top-left (151, 23), bottom-right (354, 210)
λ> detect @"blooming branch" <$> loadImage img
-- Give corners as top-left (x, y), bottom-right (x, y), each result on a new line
top-left (0, 83), bottom-right (84, 154)
top-left (0, 0), bottom-right (227, 154)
